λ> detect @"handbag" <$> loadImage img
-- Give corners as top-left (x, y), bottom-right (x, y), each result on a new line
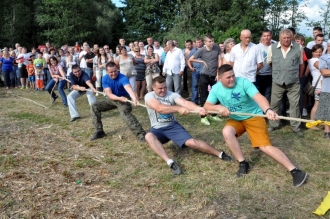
top-left (303, 75), bottom-right (321, 96)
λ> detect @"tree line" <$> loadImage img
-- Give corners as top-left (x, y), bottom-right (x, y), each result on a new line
top-left (0, 0), bottom-right (317, 49)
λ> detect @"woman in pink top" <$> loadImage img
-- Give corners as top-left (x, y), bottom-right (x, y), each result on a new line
top-left (45, 56), bottom-right (68, 107)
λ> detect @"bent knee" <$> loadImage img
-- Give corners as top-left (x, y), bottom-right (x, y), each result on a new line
top-left (145, 132), bottom-right (157, 143)
top-left (222, 126), bottom-right (236, 139)
top-left (184, 138), bottom-right (198, 148)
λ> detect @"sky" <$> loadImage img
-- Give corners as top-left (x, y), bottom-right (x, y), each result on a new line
top-left (111, 0), bottom-right (326, 37)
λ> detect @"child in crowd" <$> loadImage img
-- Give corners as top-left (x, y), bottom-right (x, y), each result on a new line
top-left (35, 63), bottom-right (45, 91)
top-left (26, 58), bottom-right (35, 90)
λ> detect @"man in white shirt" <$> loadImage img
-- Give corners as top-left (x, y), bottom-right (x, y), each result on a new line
top-left (306, 27), bottom-right (327, 52)
top-left (229, 29), bottom-right (263, 83)
top-left (153, 40), bottom-right (164, 65)
top-left (163, 40), bottom-right (185, 94)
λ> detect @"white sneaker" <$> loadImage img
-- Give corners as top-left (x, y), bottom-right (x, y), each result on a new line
top-left (96, 93), bottom-right (99, 97)
top-left (302, 108), bottom-right (308, 117)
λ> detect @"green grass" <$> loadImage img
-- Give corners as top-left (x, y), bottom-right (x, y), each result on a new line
top-left (0, 88), bottom-right (329, 218)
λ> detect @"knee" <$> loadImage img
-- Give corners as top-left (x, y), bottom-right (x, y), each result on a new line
top-left (184, 138), bottom-right (198, 149)
top-left (222, 126), bottom-right (236, 141)
top-left (145, 132), bottom-right (156, 144)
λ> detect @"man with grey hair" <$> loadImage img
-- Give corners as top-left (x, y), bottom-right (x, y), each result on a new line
top-left (163, 40), bottom-right (185, 94)
top-left (267, 28), bottom-right (305, 136)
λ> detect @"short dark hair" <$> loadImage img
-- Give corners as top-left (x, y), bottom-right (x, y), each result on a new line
top-left (204, 33), bottom-right (214, 41)
top-left (106, 61), bottom-right (117, 69)
top-left (72, 64), bottom-right (80, 70)
top-left (288, 27), bottom-right (296, 35)
top-left (218, 64), bottom-right (233, 76)
top-left (195, 37), bottom-right (202, 42)
top-left (118, 45), bottom-right (126, 51)
top-left (146, 45), bottom-right (154, 50)
top-left (295, 35), bottom-right (305, 41)
top-left (185, 39), bottom-right (193, 44)
top-left (152, 76), bottom-right (166, 85)
top-left (262, 29), bottom-right (272, 35)
top-left (311, 44), bottom-right (323, 52)
top-left (313, 27), bottom-right (322, 32)
top-left (315, 34), bottom-right (324, 39)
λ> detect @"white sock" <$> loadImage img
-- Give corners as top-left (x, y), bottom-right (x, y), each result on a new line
top-left (219, 152), bottom-right (223, 159)
top-left (167, 159), bottom-right (174, 166)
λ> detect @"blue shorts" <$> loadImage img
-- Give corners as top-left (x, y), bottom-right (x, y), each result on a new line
top-left (28, 76), bottom-right (35, 82)
top-left (149, 121), bottom-right (192, 147)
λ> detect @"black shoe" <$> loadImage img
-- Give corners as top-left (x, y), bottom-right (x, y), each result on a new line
top-left (324, 132), bottom-right (330, 139)
top-left (237, 162), bottom-right (250, 177)
top-left (139, 135), bottom-right (146, 143)
top-left (63, 104), bottom-right (68, 108)
top-left (221, 152), bottom-right (233, 162)
top-left (52, 95), bottom-right (58, 103)
top-left (90, 131), bottom-right (106, 141)
top-left (291, 168), bottom-right (307, 187)
top-left (70, 117), bottom-right (80, 122)
top-left (170, 161), bottom-right (182, 175)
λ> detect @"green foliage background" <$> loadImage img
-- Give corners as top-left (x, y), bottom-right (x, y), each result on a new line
top-left (0, 0), bottom-right (310, 48)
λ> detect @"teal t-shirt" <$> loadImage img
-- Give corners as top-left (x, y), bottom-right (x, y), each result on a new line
top-left (207, 77), bottom-right (263, 121)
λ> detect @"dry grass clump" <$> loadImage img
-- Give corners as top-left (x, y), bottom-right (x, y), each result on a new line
top-left (0, 88), bottom-right (329, 218)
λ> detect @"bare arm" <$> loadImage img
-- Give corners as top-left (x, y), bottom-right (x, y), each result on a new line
top-left (252, 92), bottom-right (278, 121)
top-left (299, 63), bottom-right (304, 78)
top-left (174, 97), bottom-right (207, 116)
top-left (320, 68), bottom-right (330, 77)
top-left (146, 97), bottom-right (188, 115)
top-left (189, 55), bottom-right (207, 67)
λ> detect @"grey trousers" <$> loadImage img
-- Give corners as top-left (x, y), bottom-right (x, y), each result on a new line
top-left (91, 98), bottom-right (145, 138)
top-left (269, 82), bottom-right (301, 132)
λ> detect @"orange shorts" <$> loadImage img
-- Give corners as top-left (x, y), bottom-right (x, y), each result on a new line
top-left (225, 117), bottom-right (271, 147)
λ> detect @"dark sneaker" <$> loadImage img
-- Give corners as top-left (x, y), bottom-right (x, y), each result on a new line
top-left (291, 169), bottom-right (307, 187)
top-left (324, 132), bottom-right (330, 139)
top-left (293, 130), bottom-right (304, 137)
top-left (90, 131), bottom-right (106, 141)
top-left (63, 104), bottom-right (68, 108)
top-left (237, 162), bottom-right (250, 177)
top-left (221, 152), bottom-right (233, 162)
top-left (52, 95), bottom-right (58, 103)
top-left (170, 161), bottom-right (182, 175)
top-left (70, 117), bottom-right (80, 122)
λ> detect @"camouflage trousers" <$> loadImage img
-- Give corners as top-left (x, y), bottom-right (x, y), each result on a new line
top-left (91, 98), bottom-right (146, 138)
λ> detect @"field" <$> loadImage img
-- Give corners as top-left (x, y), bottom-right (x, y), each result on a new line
top-left (0, 87), bottom-right (329, 219)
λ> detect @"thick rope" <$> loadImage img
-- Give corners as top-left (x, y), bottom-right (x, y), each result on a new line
top-left (7, 80), bottom-right (59, 109)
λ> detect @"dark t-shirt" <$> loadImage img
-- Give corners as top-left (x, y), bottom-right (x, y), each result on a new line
top-left (84, 52), bottom-right (95, 68)
top-left (69, 70), bottom-right (90, 88)
top-left (192, 45), bottom-right (221, 76)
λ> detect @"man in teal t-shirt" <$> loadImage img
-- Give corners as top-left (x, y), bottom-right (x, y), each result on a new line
top-left (204, 64), bottom-right (307, 187)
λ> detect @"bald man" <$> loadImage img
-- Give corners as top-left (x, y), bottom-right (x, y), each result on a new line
top-left (229, 29), bottom-right (263, 84)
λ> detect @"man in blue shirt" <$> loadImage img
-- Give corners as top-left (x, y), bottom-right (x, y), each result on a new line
top-left (90, 62), bottom-right (146, 142)
top-left (204, 64), bottom-right (307, 187)
top-left (68, 65), bottom-right (96, 122)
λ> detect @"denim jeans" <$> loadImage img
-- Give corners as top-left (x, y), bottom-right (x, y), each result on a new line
top-left (85, 67), bottom-right (93, 78)
top-left (2, 70), bottom-right (15, 87)
top-left (191, 70), bottom-right (201, 104)
top-left (255, 74), bottom-right (272, 102)
top-left (13, 66), bottom-right (20, 87)
top-left (128, 75), bottom-right (137, 92)
top-left (68, 90), bottom-right (96, 118)
top-left (44, 68), bottom-right (51, 85)
top-left (46, 79), bottom-right (68, 105)
top-left (166, 74), bottom-right (182, 94)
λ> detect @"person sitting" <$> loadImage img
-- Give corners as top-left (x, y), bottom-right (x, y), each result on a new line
top-left (203, 64), bottom-right (307, 187)
top-left (144, 76), bottom-right (233, 175)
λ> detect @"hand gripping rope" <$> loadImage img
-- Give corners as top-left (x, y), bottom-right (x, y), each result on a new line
top-left (7, 82), bottom-right (330, 129)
